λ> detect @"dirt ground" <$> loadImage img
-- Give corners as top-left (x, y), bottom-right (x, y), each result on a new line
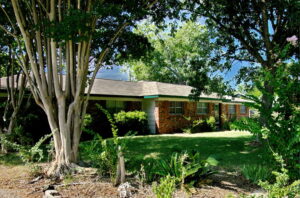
top-left (0, 164), bottom-right (261, 198)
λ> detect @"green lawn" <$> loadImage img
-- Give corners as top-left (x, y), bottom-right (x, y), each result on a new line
top-left (0, 131), bottom-right (271, 173)
top-left (124, 131), bottom-right (271, 172)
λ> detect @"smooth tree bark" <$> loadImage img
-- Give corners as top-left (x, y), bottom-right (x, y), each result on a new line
top-left (8, 0), bottom-right (177, 177)
top-left (10, 0), bottom-right (110, 176)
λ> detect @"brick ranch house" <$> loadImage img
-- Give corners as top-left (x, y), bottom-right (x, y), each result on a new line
top-left (0, 77), bottom-right (250, 134)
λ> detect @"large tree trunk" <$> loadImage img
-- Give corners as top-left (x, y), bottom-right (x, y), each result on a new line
top-left (10, 0), bottom-right (145, 177)
top-left (42, 98), bottom-right (84, 177)
top-left (260, 82), bottom-right (274, 126)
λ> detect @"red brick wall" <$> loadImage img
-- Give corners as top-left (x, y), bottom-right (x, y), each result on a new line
top-left (220, 104), bottom-right (249, 125)
top-left (156, 101), bottom-right (249, 134)
top-left (155, 101), bottom-right (216, 134)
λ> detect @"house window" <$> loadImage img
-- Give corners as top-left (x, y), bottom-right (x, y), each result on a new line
top-left (169, 102), bottom-right (184, 115)
top-left (197, 102), bottom-right (209, 114)
top-left (106, 100), bottom-right (125, 113)
top-left (228, 104), bottom-right (236, 114)
top-left (240, 105), bottom-right (247, 114)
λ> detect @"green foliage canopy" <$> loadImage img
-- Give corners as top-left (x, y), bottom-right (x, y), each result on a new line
top-left (125, 20), bottom-right (231, 96)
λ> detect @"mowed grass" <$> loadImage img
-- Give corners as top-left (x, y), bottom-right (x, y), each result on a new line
top-left (0, 131), bottom-right (271, 173)
top-left (124, 131), bottom-right (271, 172)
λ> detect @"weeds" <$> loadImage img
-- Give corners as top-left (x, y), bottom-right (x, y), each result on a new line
top-left (152, 175), bottom-right (176, 198)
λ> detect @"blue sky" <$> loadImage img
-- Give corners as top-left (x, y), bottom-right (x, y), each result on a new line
top-left (96, 63), bottom-right (244, 88)
top-left (97, 65), bottom-right (130, 81)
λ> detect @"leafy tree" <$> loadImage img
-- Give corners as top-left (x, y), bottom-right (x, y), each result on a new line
top-left (125, 20), bottom-right (231, 96)
top-left (0, 2), bottom-right (28, 153)
top-left (184, 0), bottom-right (300, 125)
top-left (4, 0), bottom-right (181, 176)
top-left (233, 38), bottom-right (300, 179)
top-left (184, 0), bottom-right (300, 178)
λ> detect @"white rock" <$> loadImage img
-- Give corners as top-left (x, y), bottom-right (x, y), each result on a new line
top-left (43, 190), bottom-right (61, 198)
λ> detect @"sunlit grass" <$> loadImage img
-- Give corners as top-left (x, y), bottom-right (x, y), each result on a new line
top-left (124, 130), bottom-right (271, 172)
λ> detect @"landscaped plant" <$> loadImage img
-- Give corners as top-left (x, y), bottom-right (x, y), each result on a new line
top-left (221, 114), bottom-right (237, 131)
top-left (241, 164), bottom-right (273, 185)
top-left (183, 116), bottom-right (217, 133)
top-left (182, 116), bottom-right (204, 134)
top-left (144, 151), bottom-right (218, 187)
top-left (206, 116), bottom-right (217, 131)
top-left (152, 175), bottom-right (176, 198)
top-left (114, 111), bottom-right (148, 136)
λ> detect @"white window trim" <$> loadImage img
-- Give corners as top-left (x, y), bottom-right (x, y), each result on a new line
top-left (197, 102), bottom-right (209, 115)
top-left (169, 102), bottom-right (184, 115)
top-left (240, 105), bottom-right (247, 114)
top-left (228, 104), bottom-right (236, 114)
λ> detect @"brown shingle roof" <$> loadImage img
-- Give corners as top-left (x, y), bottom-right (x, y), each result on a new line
top-left (1, 76), bottom-right (251, 102)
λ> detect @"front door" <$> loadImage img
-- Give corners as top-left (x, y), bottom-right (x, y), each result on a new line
top-left (214, 103), bottom-right (220, 125)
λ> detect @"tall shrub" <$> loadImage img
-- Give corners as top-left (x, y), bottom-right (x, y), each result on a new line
top-left (114, 111), bottom-right (148, 136)
top-left (234, 41), bottom-right (300, 179)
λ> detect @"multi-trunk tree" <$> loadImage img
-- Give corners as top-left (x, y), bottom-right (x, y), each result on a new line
top-left (6, 0), bottom-right (180, 176)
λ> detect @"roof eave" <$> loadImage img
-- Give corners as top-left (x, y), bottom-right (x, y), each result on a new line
top-left (143, 94), bottom-right (253, 103)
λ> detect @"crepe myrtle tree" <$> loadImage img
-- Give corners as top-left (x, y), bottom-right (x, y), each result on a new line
top-left (0, 3), bottom-right (29, 153)
top-left (184, 0), bottom-right (300, 126)
top-left (4, 0), bottom-right (181, 176)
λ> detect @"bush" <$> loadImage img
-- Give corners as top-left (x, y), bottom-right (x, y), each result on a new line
top-left (241, 165), bottom-right (273, 184)
top-left (259, 171), bottom-right (300, 198)
top-left (114, 111), bottom-right (148, 136)
top-left (152, 175), bottom-right (176, 198)
top-left (182, 116), bottom-right (204, 134)
top-left (183, 116), bottom-right (217, 133)
top-left (82, 105), bottom-right (128, 183)
top-left (258, 154), bottom-right (300, 198)
top-left (97, 139), bottom-right (119, 180)
top-left (221, 114), bottom-right (237, 130)
top-left (1, 133), bottom-right (52, 163)
top-left (79, 134), bottom-right (103, 166)
top-left (80, 134), bottom-right (125, 183)
top-left (206, 116), bottom-right (217, 131)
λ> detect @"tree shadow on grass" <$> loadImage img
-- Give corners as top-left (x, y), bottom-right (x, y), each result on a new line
top-left (124, 135), bottom-right (270, 173)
